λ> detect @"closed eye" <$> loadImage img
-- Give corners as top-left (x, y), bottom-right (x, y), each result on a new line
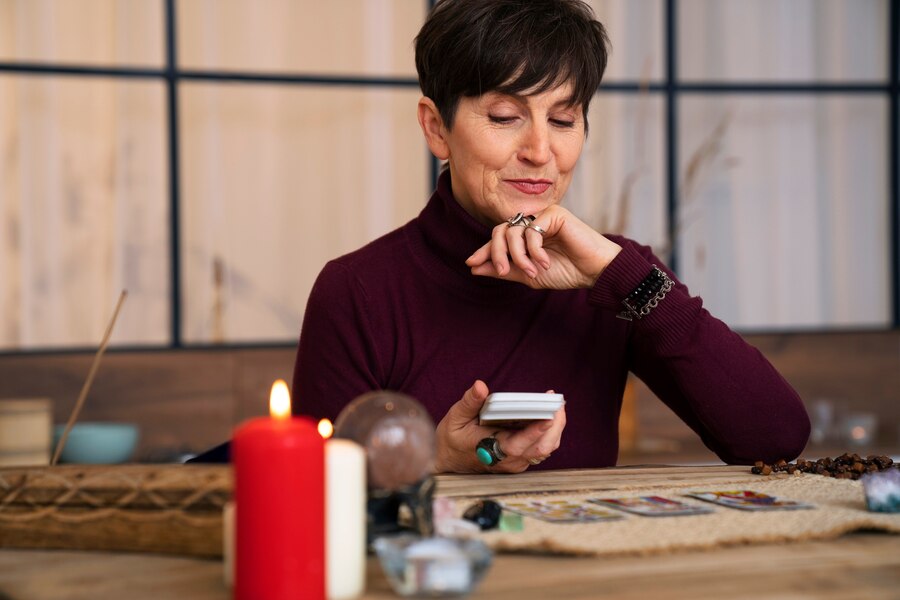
top-left (550, 119), bottom-right (576, 128)
top-left (488, 115), bottom-right (518, 124)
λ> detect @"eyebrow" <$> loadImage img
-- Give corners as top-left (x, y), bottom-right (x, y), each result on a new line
top-left (487, 91), bottom-right (580, 111)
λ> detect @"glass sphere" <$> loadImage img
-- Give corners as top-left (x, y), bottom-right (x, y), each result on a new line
top-left (334, 391), bottom-right (436, 491)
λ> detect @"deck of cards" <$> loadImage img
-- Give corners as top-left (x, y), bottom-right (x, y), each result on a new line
top-left (478, 392), bottom-right (565, 427)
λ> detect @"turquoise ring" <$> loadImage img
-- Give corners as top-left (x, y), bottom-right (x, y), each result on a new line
top-left (475, 436), bottom-right (506, 466)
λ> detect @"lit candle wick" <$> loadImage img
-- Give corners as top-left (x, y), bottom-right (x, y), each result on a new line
top-left (318, 419), bottom-right (334, 439)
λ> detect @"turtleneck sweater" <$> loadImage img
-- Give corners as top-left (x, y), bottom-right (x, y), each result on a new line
top-left (292, 171), bottom-right (810, 469)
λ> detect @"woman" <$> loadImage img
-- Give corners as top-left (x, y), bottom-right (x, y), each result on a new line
top-left (293, 0), bottom-right (810, 473)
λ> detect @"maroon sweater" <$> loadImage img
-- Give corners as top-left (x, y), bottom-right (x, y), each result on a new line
top-left (293, 172), bottom-right (810, 469)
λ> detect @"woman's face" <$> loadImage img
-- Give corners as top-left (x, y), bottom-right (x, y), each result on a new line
top-left (442, 83), bottom-right (585, 226)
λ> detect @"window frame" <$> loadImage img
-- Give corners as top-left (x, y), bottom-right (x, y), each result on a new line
top-left (0, 0), bottom-right (895, 353)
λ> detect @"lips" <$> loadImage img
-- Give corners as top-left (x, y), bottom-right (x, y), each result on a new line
top-left (505, 179), bottom-right (552, 195)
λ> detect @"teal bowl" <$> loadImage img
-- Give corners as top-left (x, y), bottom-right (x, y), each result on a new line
top-left (52, 423), bottom-right (139, 464)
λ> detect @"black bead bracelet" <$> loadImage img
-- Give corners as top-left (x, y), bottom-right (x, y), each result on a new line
top-left (616, 265), bottom-right (674, 321)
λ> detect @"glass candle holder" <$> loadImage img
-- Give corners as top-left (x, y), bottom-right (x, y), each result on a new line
top-left (373, 534), bottom-right (492, 597)
top-left (840, 412), bottom-right (877, 447)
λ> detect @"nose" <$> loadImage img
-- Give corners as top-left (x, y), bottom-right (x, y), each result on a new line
top-left (517, 122), bottom-right (551, 166)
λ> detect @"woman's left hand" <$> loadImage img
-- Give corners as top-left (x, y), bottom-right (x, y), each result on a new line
top-left (465, 205), bottom-right (622, 289)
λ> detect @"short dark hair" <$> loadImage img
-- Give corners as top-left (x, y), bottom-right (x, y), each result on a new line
top-left (415, 0), bottom-right (610, 131)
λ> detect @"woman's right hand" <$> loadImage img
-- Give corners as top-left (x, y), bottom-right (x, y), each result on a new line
top-left (434, 380), bottom-right (566, 474)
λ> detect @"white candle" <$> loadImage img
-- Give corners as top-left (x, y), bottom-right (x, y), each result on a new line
top-left (223, 501), bottom-right (235, 588)
top-left (326, 438), bottom-right (366, 600)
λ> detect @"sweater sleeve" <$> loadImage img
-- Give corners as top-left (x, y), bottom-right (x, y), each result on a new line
top-left (291, 260), bottom-right (384, 422)
top-left (588, 239), bottom-right (811, 465)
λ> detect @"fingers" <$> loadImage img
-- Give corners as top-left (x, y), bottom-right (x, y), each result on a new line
top-left (468, 221), bottom-right (549, 281)
top-left (489, 406), bottom-right (564, 473)
top-left (446, 380), bottom-right (489, 428)
top-left (524, 406), bottom-right (565, 460)
top-left (525, 226), bottom-right (551, 270)
top-left (497, 418), bottom-right (554, 458)
top-left (433, 381), bottom-right (494, 474)
top-left (465, 242), bottom-right (491, 268)
top-left (506, 224), bottom-right (539, 279)
top-left (489, 224), bottom-right (511, 276)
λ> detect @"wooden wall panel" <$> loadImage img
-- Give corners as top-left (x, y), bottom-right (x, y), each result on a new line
top-left (0, 331), bottom-right (897, 463)
top-left (0, 350), bottom-right (281, 460)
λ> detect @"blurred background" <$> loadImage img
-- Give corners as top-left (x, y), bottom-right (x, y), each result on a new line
top-left (0, 0), bottom-right (897, 464)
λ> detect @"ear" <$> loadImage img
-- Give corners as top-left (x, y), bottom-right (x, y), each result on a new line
top-left (417, 97), bottom-right (450, 161)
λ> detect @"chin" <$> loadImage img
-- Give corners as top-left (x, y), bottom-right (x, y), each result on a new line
top-left (506, 200), bottom-right (554, 217)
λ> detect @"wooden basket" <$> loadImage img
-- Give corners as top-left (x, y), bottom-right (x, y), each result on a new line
top-left (0, 464), bottom-right (231, 557)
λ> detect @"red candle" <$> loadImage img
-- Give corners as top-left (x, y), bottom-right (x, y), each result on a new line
top-left (233, 380), bottom-right (325, 600)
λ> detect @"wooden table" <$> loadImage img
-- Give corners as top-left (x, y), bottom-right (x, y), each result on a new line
top-left (1, 466), bottom-right (898, 600)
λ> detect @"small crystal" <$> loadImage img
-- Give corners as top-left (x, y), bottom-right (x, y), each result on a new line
top-left (862, 469), bottom-right (900, 513)
top-left (462, 500), bottom-right (501, 531)
top-left (498, 512), bottom-right (524, 532)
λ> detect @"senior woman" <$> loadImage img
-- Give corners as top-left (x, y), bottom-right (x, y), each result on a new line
top-left (293, 0), bottom-right (810, 473)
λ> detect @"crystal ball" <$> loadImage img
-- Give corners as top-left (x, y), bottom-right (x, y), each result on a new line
top-left (334, 391), bottom-right (436, 491)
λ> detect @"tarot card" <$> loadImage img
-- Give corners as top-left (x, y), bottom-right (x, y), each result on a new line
top-left (589, 495), bottom-right (714, 517)
top-left (686, 490), bottom-right (815, 511)
top-left (500, 499), bottom-right (624, 523)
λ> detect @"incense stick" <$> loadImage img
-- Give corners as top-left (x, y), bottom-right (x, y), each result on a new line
top-left (51, 290), bottom-right (128, 466)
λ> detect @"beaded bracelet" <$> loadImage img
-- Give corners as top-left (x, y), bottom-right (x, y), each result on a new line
top-left (616, 266), bottom-right (674, 321)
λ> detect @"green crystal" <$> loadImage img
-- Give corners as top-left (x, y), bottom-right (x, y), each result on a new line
top-left (498, 512), bottom-right (524, 532)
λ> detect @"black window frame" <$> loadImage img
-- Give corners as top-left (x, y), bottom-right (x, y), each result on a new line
top-left (0, 0), bottom-right (896, 354)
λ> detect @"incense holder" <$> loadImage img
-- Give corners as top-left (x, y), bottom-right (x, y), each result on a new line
top-left (53, 423), bottom-right (139, 464)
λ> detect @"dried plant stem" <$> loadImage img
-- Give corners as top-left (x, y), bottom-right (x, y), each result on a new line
top-left (212, 256), bottom-right (225, 344)
top-left (51, 290), bottom-right (128, 466)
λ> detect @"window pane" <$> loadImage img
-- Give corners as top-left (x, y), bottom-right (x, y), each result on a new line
top-left (0, 0), bottom-right (163, 67)
top-left (589, 0), bottom-right (665, 83)
top-left (677, 95), bottom-right (889, 329)
top-left (569, 93), bottom-right (667, 252)
top-left (679, 0), bottom-right (887, 82)
top-left (177, 0), bottom-right (424, 76)
top-left (180, 84), bottom-right (427, 344)
top-left (0, 75), bottom-right (169, 349)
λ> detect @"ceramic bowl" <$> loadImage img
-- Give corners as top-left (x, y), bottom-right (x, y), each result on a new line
top-left (52, 422), bottom-right (139, 464)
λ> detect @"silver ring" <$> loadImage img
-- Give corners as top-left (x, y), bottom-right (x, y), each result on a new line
top-left (527, 223), bottom-right (547, 235)
top-left (506, 212), bottom-right (526, 226)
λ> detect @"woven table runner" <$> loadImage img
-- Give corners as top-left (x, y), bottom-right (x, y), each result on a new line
top-left (453, 474), bottom-right (900, 556)
top-left (0, 465), bottom-right (231, 556)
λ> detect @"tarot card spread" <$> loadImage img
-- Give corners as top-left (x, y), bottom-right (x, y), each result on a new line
top-left (687, 490), bottom-right (815, 511)
top-left (500, 499), bottom-right (623, 523)
top-left (589, 496), bottom-right (713, 517)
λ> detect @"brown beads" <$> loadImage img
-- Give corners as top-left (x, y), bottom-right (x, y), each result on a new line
top-left (751, 453), bottom-right (896, 481)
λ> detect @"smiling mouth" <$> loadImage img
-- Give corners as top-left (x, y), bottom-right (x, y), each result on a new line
top-left (505, 179), bottom-right (552, 195)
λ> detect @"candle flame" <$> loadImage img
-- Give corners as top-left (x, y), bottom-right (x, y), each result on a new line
top-left (318, 418), bottom-right (334, 439)
top-left (269, 379), bottom-right (291, 421)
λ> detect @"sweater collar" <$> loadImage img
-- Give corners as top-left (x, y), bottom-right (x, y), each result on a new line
top-left (414, 170), bottom-right (532, 295)
top-left (419, 170), bottom-right (492, 269)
